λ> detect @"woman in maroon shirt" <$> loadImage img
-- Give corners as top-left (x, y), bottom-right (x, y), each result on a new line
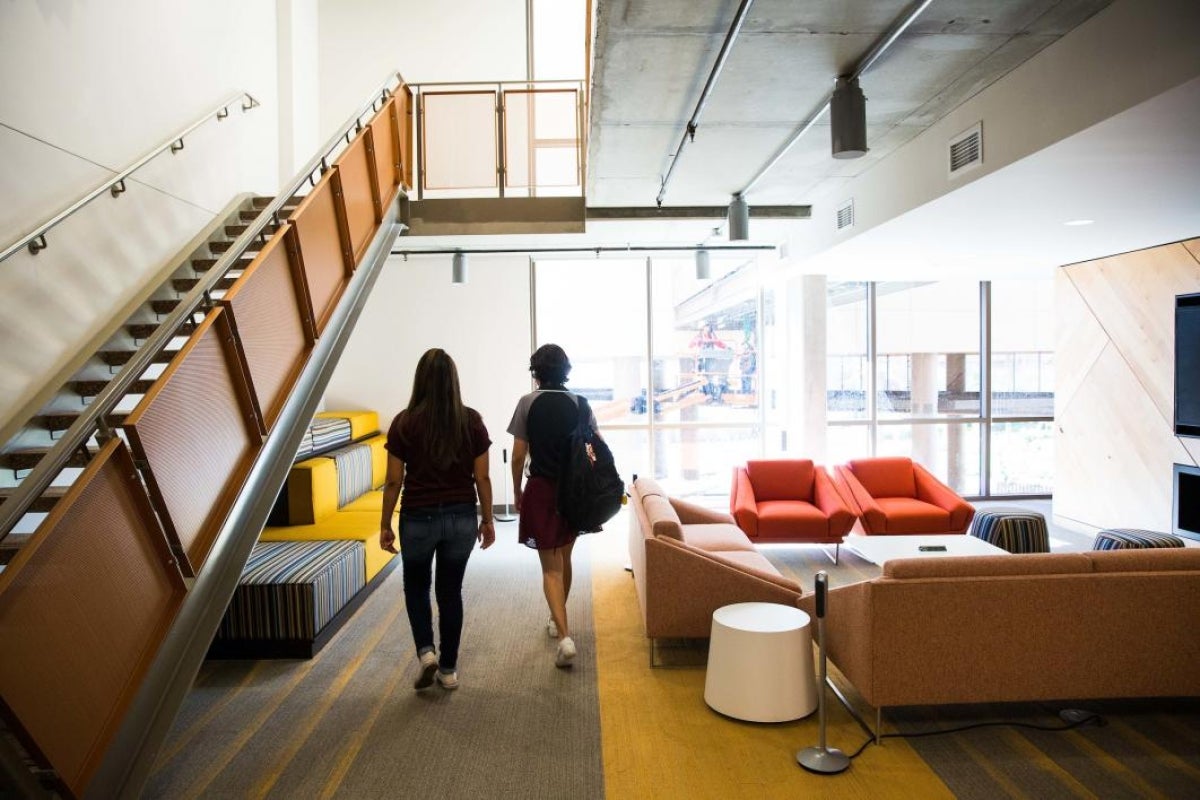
top-left (380, 349), bottom-right (494, 691)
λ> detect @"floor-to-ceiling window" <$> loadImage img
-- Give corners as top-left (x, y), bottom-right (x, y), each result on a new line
top-left (532, 254), bottom-right (764, 500)
top-left (825, 278), bottom-right (1054, 498)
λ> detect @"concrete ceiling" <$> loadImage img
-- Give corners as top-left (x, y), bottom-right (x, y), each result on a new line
top-left (588, 0), bottom-right (1115, 209)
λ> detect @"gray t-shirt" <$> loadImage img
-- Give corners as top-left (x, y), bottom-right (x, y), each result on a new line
top-left (507, 388), bottom-right (598, 479)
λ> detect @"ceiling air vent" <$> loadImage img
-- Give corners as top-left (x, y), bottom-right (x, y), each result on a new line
top-left (836, 199), bottom-right (854, 231)
top-left (949, 122), bottom-right (983, 177)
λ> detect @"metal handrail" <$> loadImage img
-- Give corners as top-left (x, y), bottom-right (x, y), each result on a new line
top-left (0, 91), bottom-right (260, 264)
top-left (0, 70), bottom-right (407, 541)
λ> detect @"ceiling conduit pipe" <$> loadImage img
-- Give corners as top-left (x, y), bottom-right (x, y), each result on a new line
top-left (737, 0), bottom-right (934, 197)
top-left (656, 0), bottom-right (756, 207)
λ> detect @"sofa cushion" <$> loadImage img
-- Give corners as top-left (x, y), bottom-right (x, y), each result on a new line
top-left (679, 524), bottom-right (756, 552)
top-left (746, 460), bottom-right (814, 502)
top-left (642, 494), bottom-right (683, 540)
top-left (757, 500), bottom-right (828, 535)
top-left (634, 477), bottom-right (667, 498)
top-left (262, 511), bottom-right (396, 581)
top-left (316, 409), bottom-right (379, 441)
top-left (884, 552), bottom-right (1093, 579)
top-left (341, 490), bottom-right (384, 514)
top-left (875, 497), bottom-right (949, 533)
top-left (287, 457), bottom-right (340, 524)
top-left (703, 550), bottom-right (801, 592)
top-left (1085, 548), bottom-right (1200, 572)
top-left (850, 457), bottom-right (916, 498)
top-left (329, 442), bottom-right (375, 508)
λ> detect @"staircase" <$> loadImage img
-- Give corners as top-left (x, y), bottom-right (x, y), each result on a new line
top-left (0, 71), bottom-right (410, 799)
top-left (0, 196), bottom-right (295, 559)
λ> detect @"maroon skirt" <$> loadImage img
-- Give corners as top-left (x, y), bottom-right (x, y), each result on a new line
top-left (519, 476), bottom-right (578, 550)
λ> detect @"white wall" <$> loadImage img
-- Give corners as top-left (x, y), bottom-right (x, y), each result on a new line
top-left (0, 0), bottom-right (280, 432)
top-left (278, 0), bottom-right (321, 184)
top-left (324, 254), bottom-right (534, 500)
top-left (781, 0), bottom-right (1200, 275)
top-left (316, 0), bottom-right (528, 141)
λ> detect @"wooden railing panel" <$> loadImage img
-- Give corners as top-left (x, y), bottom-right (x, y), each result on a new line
top-left (367, 95), bottom-right (400, 215)
top-left (219, 224), bottom-right (314, 432)
top-left (289, 168), bottom-right (352, 335)
top-left (0, 439), bottom-right (184, 799)
top-left (333, 134), bottom-right (380, 265)
top-left (395, 83), bottom-right (414, 190)
top-left (122, 308), bottom-right (261, 576)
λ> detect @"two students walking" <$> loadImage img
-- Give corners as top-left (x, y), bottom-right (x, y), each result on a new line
top-left (379, 344), bottom-right (598, 690)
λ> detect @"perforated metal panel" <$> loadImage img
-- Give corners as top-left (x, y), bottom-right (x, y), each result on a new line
top-left (368, 96), bottom-right (400, 214)
top-left (289, 169), bottom-right (352, 335)
top-left (123, 308), bottom-right (260, 576)
top-left (395, 84), bottom-right (414, 190)
top-left (220, 224), bottom-right (313, 432)
top-left (334, 134), bottom-right (379, 264)
top-left (0, 439), bottom-right (184, 798)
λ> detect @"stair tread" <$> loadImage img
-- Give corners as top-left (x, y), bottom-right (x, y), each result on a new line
top-left (0, 485), bottom-right (68, 514)
top-left (192, 257), bottom-right (254, 273)
top-left (1, 446), bottom-right (98, 471)
top-left (99, 349), bottom-right (177, 367)
top-left (69, 379), bottom-right (155, 397)
top-left (173, 276), bottom-right (237, 293)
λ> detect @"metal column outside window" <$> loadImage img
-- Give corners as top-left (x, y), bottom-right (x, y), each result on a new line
top-left (980, 281), bottom-right (992, 497)
top-left (866, 282), bottom-right (878, 456)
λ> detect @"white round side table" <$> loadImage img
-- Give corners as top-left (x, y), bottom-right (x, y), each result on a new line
top-left (704, 602), bottom-right (817, 722)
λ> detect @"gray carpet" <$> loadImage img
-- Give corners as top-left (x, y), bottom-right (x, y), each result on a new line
top-left (145, 528), bottom-right (604, 799)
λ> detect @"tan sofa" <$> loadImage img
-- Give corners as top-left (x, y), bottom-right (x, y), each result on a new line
top-left (799, 548), bottom-right (1200, 711)
top-left (628, 477), bottom-right (804, 648)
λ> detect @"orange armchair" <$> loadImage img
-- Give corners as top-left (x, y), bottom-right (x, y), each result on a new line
top-left (730, 460), bottom-right (857, 554)
top-left (832, 457), bottom-right (974, 535)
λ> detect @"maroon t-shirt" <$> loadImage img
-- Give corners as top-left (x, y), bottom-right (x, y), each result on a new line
top-left (385, 407), bottom-right (491, 508)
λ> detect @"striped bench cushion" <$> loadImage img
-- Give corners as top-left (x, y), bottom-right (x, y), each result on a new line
top-left (969, 509), bottom-right (1050, 554)
top-left (1092, 528), bottom-right (1185, 550)
top-left (295, 416), bottom-right (353, 460)
top-left (329, 442), bottom-right (375, 508)
top-left (218, 540), bottom-right (365, 641)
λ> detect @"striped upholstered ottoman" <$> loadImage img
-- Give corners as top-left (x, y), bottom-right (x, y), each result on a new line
top-left (212, 540), bottom-right (366, 658)
top-left (969, 509), bottom-right (1050, 554)
top-left (1092, 528), bottom-right (1185, 550)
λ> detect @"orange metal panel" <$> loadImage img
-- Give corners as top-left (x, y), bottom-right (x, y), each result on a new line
top-left (367, 96), bottom-right (400, 215)
top-left (288, 168), bottom-right (352, 335)
top-left (0, 439), bottom-right (184, 799)
top-left (333, 133), bottom-right (379, 265)
top-left (219, 223), bottom-right (314, 432)
top-left (395, 84), bottom-right (414, 190)
top-left (122, 308), bottom-right (262, 576)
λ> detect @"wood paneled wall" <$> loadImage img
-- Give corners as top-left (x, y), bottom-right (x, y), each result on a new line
top-left (1055, 237), bottom-right (1200, 532)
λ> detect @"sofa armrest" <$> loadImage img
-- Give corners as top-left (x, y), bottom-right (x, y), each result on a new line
top-left (669, 495), bottom-right (736, 526)
top-left (913, 463), bottom-right (974, 532)
top-left (798, 580), bottom-right (877, 705)
top-left (833, 466), bottom-right (885, 533)
top-left (730, 466), bottom-right (759, 536)
top-left (812, 469), bottom-right (856, 536)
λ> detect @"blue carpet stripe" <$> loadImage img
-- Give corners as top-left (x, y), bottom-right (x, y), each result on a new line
top-left (218, 541), bottom-right (365, 640)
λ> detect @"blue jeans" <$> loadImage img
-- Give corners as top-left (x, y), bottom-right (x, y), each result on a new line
top-left (399, 502), bottom-right (477, 671)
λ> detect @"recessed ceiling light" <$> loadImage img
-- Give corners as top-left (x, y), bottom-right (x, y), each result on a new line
top-left (1064, 219), bottom-right (1094, 226)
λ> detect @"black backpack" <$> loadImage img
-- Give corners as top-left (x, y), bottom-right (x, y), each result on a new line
top-left (557, 396), bottom-right (625, 533)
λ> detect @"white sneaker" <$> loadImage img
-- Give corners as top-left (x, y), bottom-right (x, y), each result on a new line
top-left (414, 650), bottom-right (438, 691)
top-left (555, 636), bottom-right (576, 668)
top-left (436, 670), bottom-right (459, 690)
top-left (547, 616), bottom-right (559, 638)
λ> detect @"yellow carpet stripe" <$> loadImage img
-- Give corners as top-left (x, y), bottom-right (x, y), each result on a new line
top-left (1070, 733), bottom-right (1172, 799)
top-left (1109, 718), bottom-right (1200, 782)
top-left (177, 596), bottom-right (406, 800)
top-left (247, 598), bottom-right (410, 799)
top-left (152, 661), bottom-right (268, 768)
top-left (318, 648), bottom-right (413, 799)
top-left (1002, 728), bottom-right (1094, 798)
top-left (590, 533), bottom-right (953, 799)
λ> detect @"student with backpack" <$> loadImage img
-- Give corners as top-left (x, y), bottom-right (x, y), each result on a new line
top-left (507, 344), bottom-right (609, 669)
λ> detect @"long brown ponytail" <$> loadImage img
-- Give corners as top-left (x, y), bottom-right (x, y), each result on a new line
top-left (402, 348), bottom-right (469, 469)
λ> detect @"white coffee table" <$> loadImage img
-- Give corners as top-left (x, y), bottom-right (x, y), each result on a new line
top-left (843, 534), bottom-right (1007, 566)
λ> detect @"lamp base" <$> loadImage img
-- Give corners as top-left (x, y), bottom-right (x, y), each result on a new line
top-left (796, 746), bottom-right (850, 774)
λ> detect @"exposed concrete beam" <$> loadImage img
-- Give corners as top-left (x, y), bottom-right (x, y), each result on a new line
top-left (586, 205), bottom-right (811, 220)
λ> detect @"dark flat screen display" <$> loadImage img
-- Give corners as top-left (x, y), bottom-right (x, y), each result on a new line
top-left (1177, 294), bottom-right (1200, 438)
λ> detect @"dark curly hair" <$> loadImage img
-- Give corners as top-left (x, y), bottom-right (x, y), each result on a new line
top-left (529, 343), bottom-right (571, 386)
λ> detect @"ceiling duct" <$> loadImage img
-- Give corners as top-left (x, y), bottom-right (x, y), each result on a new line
top-left (949, 122), bottom-right (984, 176)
